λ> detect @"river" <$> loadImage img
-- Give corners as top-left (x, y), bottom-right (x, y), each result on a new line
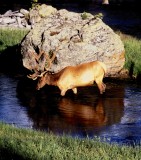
top-left (0, 73), bottom-right (141, 146)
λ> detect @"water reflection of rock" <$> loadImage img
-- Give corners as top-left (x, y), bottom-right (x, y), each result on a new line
top-left (17, 78), bottom-right (125, 136)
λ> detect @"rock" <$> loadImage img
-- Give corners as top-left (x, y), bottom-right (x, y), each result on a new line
top-left (14, 12), bottom-right (24, 18)
top-left (21, 5), bottom-right (125, 78)
top-left (20, 9), bottom-right (29, 15)
top-left (29, 8), bottom-right (41, 27)
top-left (0, 9), bottom-right (31, 29)
top-left (28, 4), bottom-right (57, 28)
top-left (17, 17), bottom-right (23, 28)
top-left (1, 17), bottom-right (16, 24)
top-left (3, 10), bottom-right (13, 16)
top-left (38, 4), bottom-right (57, 18)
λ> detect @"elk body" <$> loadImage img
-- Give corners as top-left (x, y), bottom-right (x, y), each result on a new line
top-left (36, 61), bottom-right (106, 96)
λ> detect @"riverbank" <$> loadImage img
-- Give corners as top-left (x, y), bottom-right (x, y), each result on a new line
top-left (0, 122), bottom-right (140, 160)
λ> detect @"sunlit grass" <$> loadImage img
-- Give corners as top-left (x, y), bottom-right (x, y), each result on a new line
top-left (0, 123), bottom-right (141, 160)
top-left (0, 28), bottom-right (29, 52)
top-left (118, 32), bottom-right (141, 77)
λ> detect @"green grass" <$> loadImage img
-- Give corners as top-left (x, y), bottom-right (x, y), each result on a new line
top-left (118, 32), bottom-right (141, 78)
top-left (0, 28), bottom-right (29, 53)
top-left (124, 37), bottom-right (141, 77)
top-left (0, 122), bottom-right (141, 160)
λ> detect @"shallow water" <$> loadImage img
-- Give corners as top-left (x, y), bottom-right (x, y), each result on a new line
top-left (0, 73), bottom-right (141, 146)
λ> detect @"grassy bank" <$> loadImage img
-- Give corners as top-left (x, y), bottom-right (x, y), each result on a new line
top-left (0, 123), bottom-right (141, 160)
top-left (0, 28), bottom-right (29, 53)
top-left (118, 32), bottom-right (141, 78)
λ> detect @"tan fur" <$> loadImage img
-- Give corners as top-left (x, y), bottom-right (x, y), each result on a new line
top-left (36, 61), bottom-right (106, 96)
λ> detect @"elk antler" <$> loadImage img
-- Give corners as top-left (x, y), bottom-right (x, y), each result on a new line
top-left (27, 71), bottom-right (41, 80)
top-left (27, 50), bottom-right (45, 80)
top-left (28, 50), bottom-right (45, 61)
top-left (27, 47), bottom-right (60, 80)
top-left (44, 46), bottom-right (60, 70)
top-left (27, 70), bottom-right (49, 80)
top-left (44, 50), bottom-right (56, 70)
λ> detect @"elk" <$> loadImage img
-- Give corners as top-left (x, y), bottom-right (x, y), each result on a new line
top-left (36, 60), bottom-right (106, 96)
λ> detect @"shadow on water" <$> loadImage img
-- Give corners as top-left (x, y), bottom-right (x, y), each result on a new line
top-left (0, 45), bottom-right (30, 75)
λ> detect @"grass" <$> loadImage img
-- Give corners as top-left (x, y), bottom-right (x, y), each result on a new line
top-left (0, 28), bottom-right (29, 53)
top-left (118, 32), bottom-right (141, 78)
top-left (0, 122), bottom-right (141, 160)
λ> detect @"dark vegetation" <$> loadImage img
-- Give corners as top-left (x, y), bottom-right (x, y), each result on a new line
top-left (0, 29), bottom-right (29, 74)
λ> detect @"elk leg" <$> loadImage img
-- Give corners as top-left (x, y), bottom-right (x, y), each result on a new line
top-left (95, 74), bottom-right (106, 94)
top-left (60, 90), bottom-right (67, 96)
top-left (72, 88), bottom-right (77, 94)
top-left (102, 82), bottom-right (106, 92)
top-left (97, 83), bottom-right (104, 94)
top-left (95, 79), bottom-right (104, 94)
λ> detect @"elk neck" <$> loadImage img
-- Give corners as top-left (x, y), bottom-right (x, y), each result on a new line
top-left (45, 72), bottom-right (61, 86)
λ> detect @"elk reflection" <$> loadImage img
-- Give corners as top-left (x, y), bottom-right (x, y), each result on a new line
top-left (59, 98), bottom-right (107, 127)
top-left (17, 79), bottom-right (124, 135)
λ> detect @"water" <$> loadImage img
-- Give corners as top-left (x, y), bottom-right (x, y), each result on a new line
top-left (0, 74), bottom-right (33, 128)
top-left (0, 73), bottom-right (141, 146)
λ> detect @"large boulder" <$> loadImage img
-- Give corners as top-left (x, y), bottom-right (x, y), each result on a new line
top-left (21, 4), bottom-right (125, 78)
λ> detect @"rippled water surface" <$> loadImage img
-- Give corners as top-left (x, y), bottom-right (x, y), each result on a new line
top-left (0, 73), bottom-right (141, 145)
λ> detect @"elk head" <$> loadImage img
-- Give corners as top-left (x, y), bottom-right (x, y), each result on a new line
top-left (36, 71), bottom-right (52, 90)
